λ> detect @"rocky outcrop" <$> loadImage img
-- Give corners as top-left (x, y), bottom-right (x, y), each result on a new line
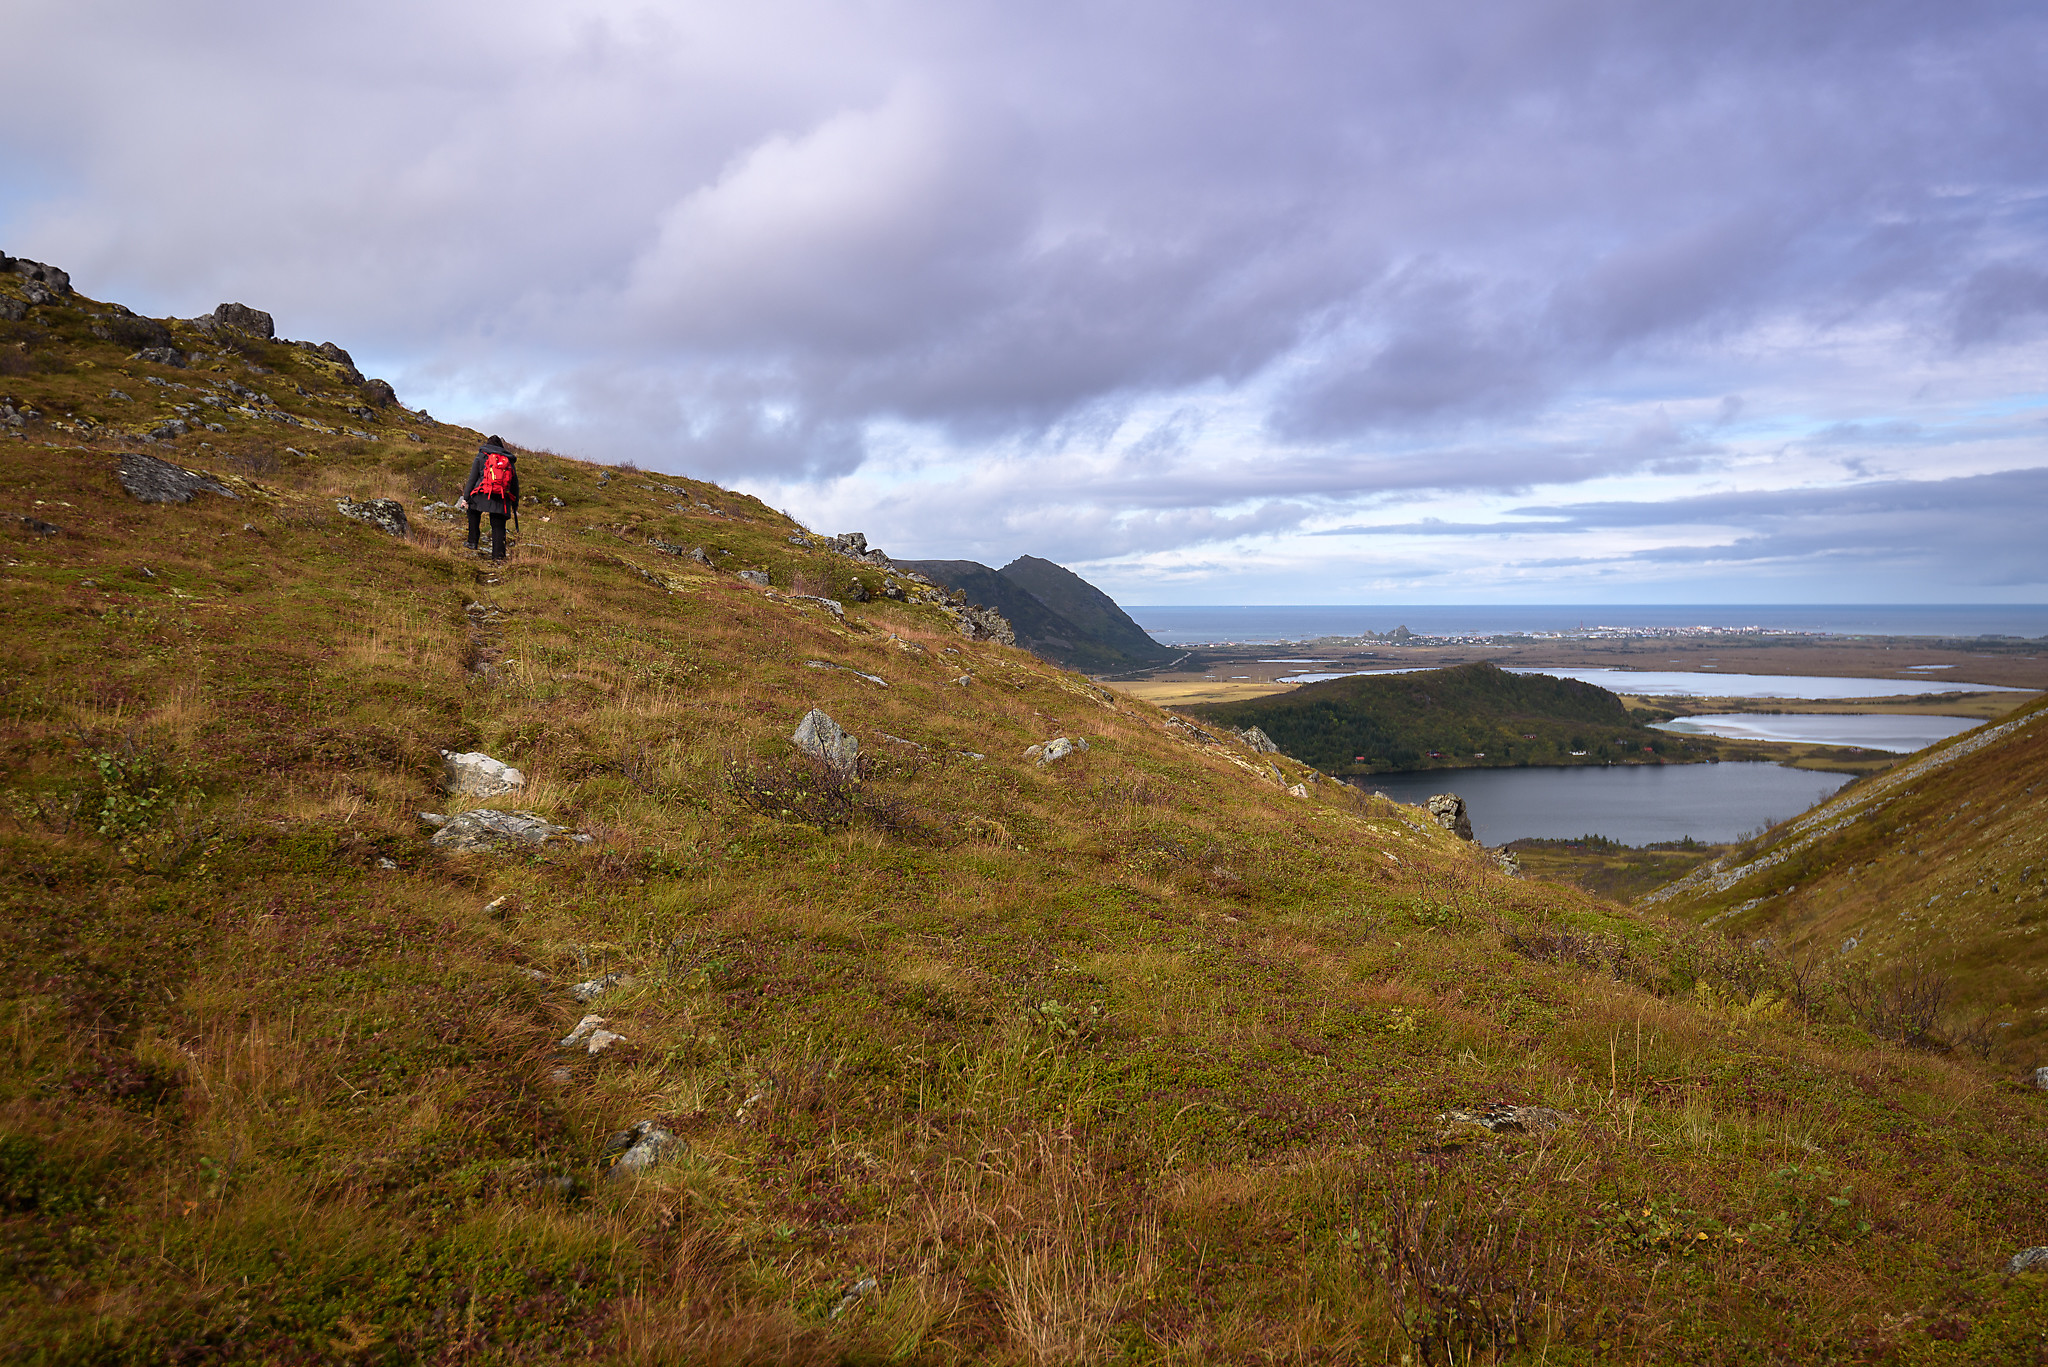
top-left (336, 497), bottom-right (410, 538)
top-left (441, 750), bottom-right (525, 797)
top-left (90, 314), bottom-right (173, 351)
top-left (1237, 726), bottom-right (1280, 754)
top-left (821, 531), bottom-right (891, 565)
top-left (794, 708), bottom-right (860, 775)
top-left (952, 603), bottom-right (1016, 645)
top-left (204, 302), bottom-right (275, 338)
top-left (362, 379), bottom-right (398, 408)
top-left (116, 452), bottom-right (238, 504)
top-left (1426, 793), bottom-right (1474, 841)
top-left (4, 255), bottom-right (71, 294)
top-left (2008, 1246), bottom-right (2048, 1274)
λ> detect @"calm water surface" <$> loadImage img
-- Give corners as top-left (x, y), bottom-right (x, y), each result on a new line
top-left (1505, 667), bottom-right (2028, 698)
top-left (1652, 713), bottom-right (1980, 753)
top-left (1356, 763), bottom-right (1854, 846)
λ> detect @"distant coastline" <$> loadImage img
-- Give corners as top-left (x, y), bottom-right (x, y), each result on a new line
top-left (1128, 603), bottom-right (2048, 645)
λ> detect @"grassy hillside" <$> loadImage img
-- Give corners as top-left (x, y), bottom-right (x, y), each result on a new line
top-left (1189, 661), bottom-right (1706, 776)
top-left (1648, 694), bottom-right (2048, 1054)
top-left (3, 270), bottom-right (2048, 1364)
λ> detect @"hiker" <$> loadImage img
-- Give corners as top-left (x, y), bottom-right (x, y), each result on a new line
top-left (459, 435), bottom-right (520, 560)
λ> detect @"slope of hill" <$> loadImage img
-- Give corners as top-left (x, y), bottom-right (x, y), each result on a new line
top-left (1189, 660), bottom-right (1701, 775)
top-left (895, 555), bottom-right (1178, 674)
top-left (4, 261), bottom-right (2047, 1363)
top-left (1647, 694), bottom-right (2048, 1051)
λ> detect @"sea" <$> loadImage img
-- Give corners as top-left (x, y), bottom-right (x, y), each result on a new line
top-left (1129, 604), bottom-right (2048, 645)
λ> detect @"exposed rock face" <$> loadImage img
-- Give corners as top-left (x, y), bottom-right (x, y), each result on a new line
top-left (2008, 1246), bottom-right (2048, 1274)
top-left (1426, 793), bottom-right (1474, 841)
top-left (0, 298), bottom-right (24, 322)
top-left (1237, 725), bottom-right (1280, 754)
top-left (336, 497), bottom-right (410, 538)
top-left (362, 378), bottom-right (397, 407)
top-left (605, 1120), bottom-right (680, 1177)
top-left (737, 569), bottom-right (770, 587)
top-left (133, 347), bottom-right (186, 368)
top-left (206, 302), bottom-right (275, 338)
top-left (116, 452), bottom-right (238, 504)
top-left (428, 809), bottom-right (587, 852)
top-left (441, 750), bottom-right (525, 797)
top-left (794, 708), bottom-right (860, 775)
top-left (2033, 1065), bottom-right (2048, 1091)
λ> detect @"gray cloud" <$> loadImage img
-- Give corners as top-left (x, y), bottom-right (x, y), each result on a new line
top-left (6, 0), bottom-right (2047, 595)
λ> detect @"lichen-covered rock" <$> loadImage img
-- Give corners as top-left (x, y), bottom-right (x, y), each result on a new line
top-left (1025, 736), bottom-right (1089, 767)
top-left (116, 452), bottom-right (238, 504)
top-left (560, 1014), bottom-right (627, 1055)
top-left (2008, 1246), bottom-right (2048, 1274)
top-left (428, 809), bottom-right (587, 852)
top-left (441, 750), bottom-right (525, 797)
top-left (571, 972), bottom-right (634, 1003)
top-left (1426, 793), bottom-right (1474, 841)
top-left (1443, 1104), bottom-right (1572, 1134)
top-left (737, 569), bottom-right (770, 587)
top-left (605, 1120), bottom-right (680, 1177)
top-left (794, 708), bottom-right (860, 775)
top-left (2032, 1065), bottom-right (2048, 1091)
top-left (336, 497), bottom-right (409, 538)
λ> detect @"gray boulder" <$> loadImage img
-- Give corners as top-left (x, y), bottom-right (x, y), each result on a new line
top-left (133, 347), bottom-right (186, 368)
top-left (605, 1120), bottom-right (680, 1177)
top-left (206, 302), bottom-right (274, 338)
top-left (736, 569), bottom-right (770, 587)
top-left (335, 497), bottom-right (409, 538)
top-left (1426, 793), bottom-right (1474, 841)
top-left (441, 749), bottom-right (525, 797)
top-left (794, 708), bottom-right (860, 775)
top-left (116, 452), bottom-right (238, 504)
top-left (362, 378), bottom-right (397, 407)
top-left (2009, 1246), bottom-right (2048, 1274)
top-left (428, 809), bottom-right (588, 852)
top-left (0, 298), bottom-right (24, 322)
top-left (2032, 1065), bottom-right (2048, 1090)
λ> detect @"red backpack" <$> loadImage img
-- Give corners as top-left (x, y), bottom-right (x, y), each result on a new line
top-left (470, 450), bottom-right (514, 502)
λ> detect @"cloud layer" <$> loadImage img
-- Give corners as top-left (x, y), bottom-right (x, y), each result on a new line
top-left (6, 0), bottom-right (2046, 601)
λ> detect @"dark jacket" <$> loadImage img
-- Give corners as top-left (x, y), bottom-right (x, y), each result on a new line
top-left (462, 443), bottom-right (520, 516)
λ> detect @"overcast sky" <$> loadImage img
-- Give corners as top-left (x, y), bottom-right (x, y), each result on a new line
top-left (7, 0), bottom-right (2046, 603)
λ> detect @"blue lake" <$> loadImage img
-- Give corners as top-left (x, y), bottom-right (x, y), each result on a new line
top-left (1355, 763), bottom-right (1855, 847)
top-left (1651, 713), bottom-right (1980, 753)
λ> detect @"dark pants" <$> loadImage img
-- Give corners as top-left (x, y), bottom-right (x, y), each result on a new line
top-left (467, 509), bottom-right (507, 559)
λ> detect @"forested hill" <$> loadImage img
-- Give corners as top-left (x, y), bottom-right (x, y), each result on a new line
top-left (1190, 661), bottom-right (1688, 775)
